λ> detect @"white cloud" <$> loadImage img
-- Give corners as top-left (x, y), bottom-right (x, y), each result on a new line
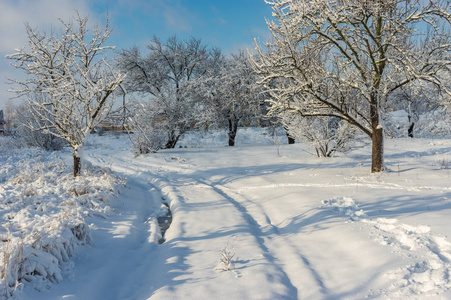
top-left (0, 0), bottom-right (97, 108)
top-left (151, 0), bottom-right (194, 32)
top-left (163, 9), bottom-right (192, 32)
top-left (0, 0), bottom-right (95, 53)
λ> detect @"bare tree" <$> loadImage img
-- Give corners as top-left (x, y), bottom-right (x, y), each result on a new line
top-left (196, 50), bottom-right (264, 146)
top-left (117, 36), bottom-right (212, 149)
top-left (250, 0), bottom-right (451, 172)
top-left (6, 13), bottom-right (123, 176)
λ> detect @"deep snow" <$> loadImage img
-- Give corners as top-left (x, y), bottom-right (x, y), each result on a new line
top-left (2, 128), bottom-right (451, 299)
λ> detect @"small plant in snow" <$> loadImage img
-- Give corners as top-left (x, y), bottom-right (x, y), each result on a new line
top-left (271, 127), bottom-right (283, 157)
top-left (437, 158), bottom-right (450, 170)
top-left (215, 236), bottom-right (237, 272)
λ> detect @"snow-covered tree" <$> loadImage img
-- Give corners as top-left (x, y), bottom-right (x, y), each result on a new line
top-left (117, 36), bottom-right (213, 149)
top-left (250, 0), bottom-right (451, 172)
top-left (3, 100), bottom-right (17, 135)
top-left (6, 13), bottom-right (123, 176)
top-left (196, 50), bottom-right (264, 146)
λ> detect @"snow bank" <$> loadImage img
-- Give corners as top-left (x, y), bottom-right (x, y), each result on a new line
top-left (0, 139), bottom-right (124, 297)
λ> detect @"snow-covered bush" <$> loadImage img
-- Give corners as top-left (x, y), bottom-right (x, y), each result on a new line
top-left (0, 147), bottom-right (124, 297)
top-left (127, 103), bottom-right (168, 154)
top-left (16, 125), bottom-right (66, 152)
top-left (282, 113), bottom-right (355, 157)
top-left (1, 104), bottom-right (66, 151)
top-left (130, 125), bottom-right (167, 155)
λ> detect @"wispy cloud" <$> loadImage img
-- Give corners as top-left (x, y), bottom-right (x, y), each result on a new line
top-left (0, 0), bottom-right (94, 53)
top-left (163, 8), bottom-right (192, 32)
top-left (158, 0), bottom-right (193, 32)
top-left (0, 0), bottom-right (96, 108)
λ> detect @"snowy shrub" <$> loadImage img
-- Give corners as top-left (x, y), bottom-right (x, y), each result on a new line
top-left (436, 158), bottom-right (450, 170)
top-left (127, 103), bottom-right (169, 154)
top-left (0, 134), bottom-right (23, 147)
top-left (16, 125), bottom-right (67, 152)
top-left (215, 237), bottom-right (237, 272)
top-left (96, 127), bottom-right (106, 136)
top-left (13, 105), bottom-right (67, 151)
top-left (281, 113), bottom-right (355, 157)
top-left (0, 148), bottom-right (124, 297)
top-left (129, 122), bottom-right (168, 155)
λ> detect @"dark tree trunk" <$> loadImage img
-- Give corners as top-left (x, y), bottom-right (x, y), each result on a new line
top-left (283, 126), bottom-right (295, 144)
top-left (228, 119), bottom-right (239, 147)
top-left (407, 100), bottom-right (414, 138)
top-left (73, 152), bottom-right (81, 177)
top-left (165, 130), bottom-right (181, 149)
top-left (408, 122), bottom-right (414, 138)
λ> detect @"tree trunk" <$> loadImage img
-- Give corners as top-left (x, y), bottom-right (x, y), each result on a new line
top-left (371, 127), bottom-right (384, 172)
top-left (370, 93), bottom-right (384, 173)
top-left (228, 119), bottom-right (239, 146)
top-left (73, 152), bottom-right (81, 177)
top-left (407, 100), bottom-right (414, 138)
top-left (371, 106), bottom-right (384, 172)
top-left (165, 130), bottom-right (181, 149)
top-left (283, 126), bottom-right (295, 144)
top-left (408, 122), bottom-right (414, 138)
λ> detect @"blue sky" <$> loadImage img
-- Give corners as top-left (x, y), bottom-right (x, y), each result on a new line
top-left (101, 0), bottom-right (272, 53)
top-left (0, 0), bottom-right (273, 109)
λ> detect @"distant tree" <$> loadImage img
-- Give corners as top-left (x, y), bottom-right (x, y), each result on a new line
top-left (7, 13), bottom-right (123, 176)
top-left (117, 36), bottom-right (213, 149)
top-left (196, 50), bottom-right (264, 146)
top-left (3, 100), bottom-right (17, 135)
top-left (250, 0), bottom-right (451, 172)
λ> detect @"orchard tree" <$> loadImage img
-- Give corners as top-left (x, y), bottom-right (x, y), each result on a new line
top-left (197, 50), bottom-right (264, 146)
top-left (7, 13), bottom-right (123, 176)
top-left (251, 0), bottom-right (451, 172)
top-left (117, 36), bottom-right (212, 149)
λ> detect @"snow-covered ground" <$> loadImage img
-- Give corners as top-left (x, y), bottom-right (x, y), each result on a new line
top-left (2, 128), bottom-right (451, 299)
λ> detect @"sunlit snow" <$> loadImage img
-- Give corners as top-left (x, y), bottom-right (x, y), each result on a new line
top-left (1, 127), bottom-right (451, 299)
